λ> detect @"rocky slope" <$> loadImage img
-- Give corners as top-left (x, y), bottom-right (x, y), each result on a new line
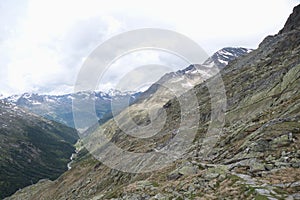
top-left (0, 100), bottom-right (79, 199)
top-left (120, 47), bottom-right (251, 139)
top-left (6, 5), bottom-right (300, 200)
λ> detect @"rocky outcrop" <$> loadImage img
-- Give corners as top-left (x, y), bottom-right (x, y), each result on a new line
top-left (279, 4), bottom-right (300, 34)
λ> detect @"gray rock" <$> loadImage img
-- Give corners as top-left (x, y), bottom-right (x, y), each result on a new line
top-left (178, 165), bottom-right (199, 176)
top-left (203, 173), bottom-right (220, 180)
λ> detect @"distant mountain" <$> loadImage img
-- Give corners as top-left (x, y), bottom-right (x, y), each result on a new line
top-left (202, 47), bottom-right (252, 68)
top-left (0, 100), bottom-right (78, 199)
top-left (3, 90), bottom-right (140, 130)
top-left (137, 47), bottom-right (251, 104)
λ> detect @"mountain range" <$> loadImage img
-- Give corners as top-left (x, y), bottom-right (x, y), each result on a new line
top-left (2, 47), bottom-right (250, 132)
top-left (3, 90), bottom-right (140, 131)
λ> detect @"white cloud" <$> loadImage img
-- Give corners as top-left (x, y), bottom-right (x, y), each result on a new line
top-left (97, 50), bottom-right (188, 92)
top-left (0, 0), bottom-right (298, 96)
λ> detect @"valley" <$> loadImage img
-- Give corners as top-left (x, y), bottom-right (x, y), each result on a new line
top-left (1, 3), bottom-right (300, 200)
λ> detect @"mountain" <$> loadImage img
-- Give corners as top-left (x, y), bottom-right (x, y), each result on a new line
top-left (0, 100), bottom-right (79, 199)
top-left (135, 47), bottom-right (251, 106)
top-left (3, 90), bottom-right (140, 130)
top-left (3, 48), bottom-right (248, 132)
top-left (202, 47), bottom-right (252, 68)
top-left (6, 5), bottom-right (300, 200)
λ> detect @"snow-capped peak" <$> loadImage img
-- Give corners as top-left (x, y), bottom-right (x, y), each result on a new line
top-left (5, 94), bottom-right (21, 103)
top-left (203, 47), bottom-right (253, 69)
top-left (107, 89), bottom-right (137, 97)
top-left (22, 93), bottom-right (32, 99)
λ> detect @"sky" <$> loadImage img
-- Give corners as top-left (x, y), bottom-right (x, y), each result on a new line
top-left (0, 0), bottom-right (298, 96)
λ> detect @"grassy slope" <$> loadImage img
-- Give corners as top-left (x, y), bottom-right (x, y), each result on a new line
top-left (0, 102), bottom-right (79, 199)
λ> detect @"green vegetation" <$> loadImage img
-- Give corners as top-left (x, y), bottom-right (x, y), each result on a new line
top-left (0, 102), bottom-right (78, 199)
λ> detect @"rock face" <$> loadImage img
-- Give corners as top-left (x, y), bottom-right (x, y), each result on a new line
top-left (279, 4), bottom-right (300, 34)
top-left (0, 101), bottom-right (79, 199)
top-left (6, 4), bottom-right (300, 200)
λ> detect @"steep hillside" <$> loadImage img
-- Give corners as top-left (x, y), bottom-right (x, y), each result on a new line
top-left (0, 100), bottom-right (79, 199)
top-left (6, 5), bottom-right (300, 200)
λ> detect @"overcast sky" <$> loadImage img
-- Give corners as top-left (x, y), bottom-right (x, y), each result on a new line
top-left (0, 0), bottom-right (298, 96)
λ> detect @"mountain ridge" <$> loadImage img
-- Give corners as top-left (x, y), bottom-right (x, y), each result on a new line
top-left (3, 90), bottom-right (140, 130)
top-left (135, 47), bottom-right (251, 103)
top-left (0, 101), bottom-right (79, 199)
top-left (3, 47), bottom-right (250, 131)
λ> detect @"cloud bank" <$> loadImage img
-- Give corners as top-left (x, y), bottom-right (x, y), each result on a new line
top-left (0, 0), bottom-right (298, 96)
